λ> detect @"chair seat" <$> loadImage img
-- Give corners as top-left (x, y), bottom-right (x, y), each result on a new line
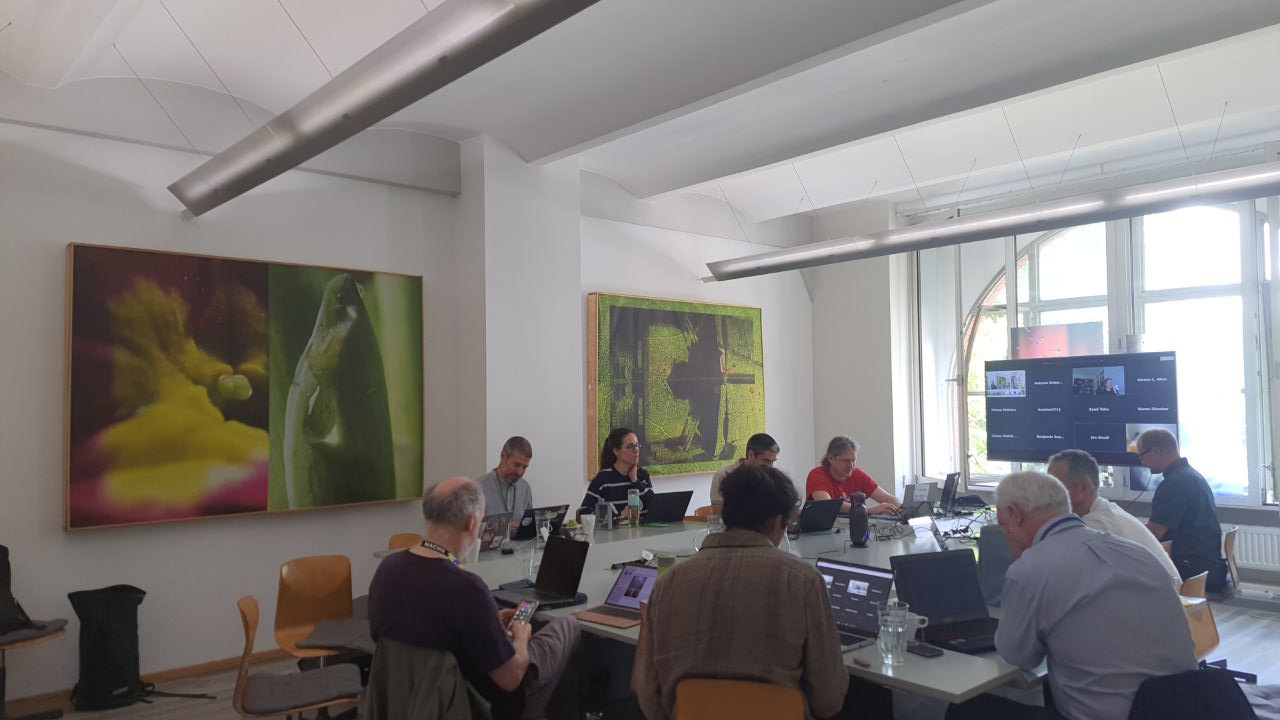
top-left (0, 618), bottom-right (67, 649)
top-left (242, 663), bottom-right (361, 714)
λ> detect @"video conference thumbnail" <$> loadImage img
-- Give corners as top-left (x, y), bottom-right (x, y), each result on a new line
top-left (1072, 366), bottom-right (1124, 396)
top-left (986, 370), bottom-right (1026, 397)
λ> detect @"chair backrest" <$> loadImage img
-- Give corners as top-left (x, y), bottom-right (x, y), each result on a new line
top-left (233, 595), bottom-right (259, 716)
top-left (692, 506), bottom-right (714, 521)
top-left (1186, 600), bottom-right (1220, 661)
top-left (274, 555), bottom-right (353, 649)
top-left (1160, 540), bottom-right (1173, 556)
top-left (674, 678), bottom-right (805, 720)
top-left (1223, 527), bottom-right (1240, 590)
top-left (1180, 571), bottom-right (1209, 599)
top-left (1128, 668), bottom-right (1255, 720)
top-left (387, 533), bottom-right (423, 551)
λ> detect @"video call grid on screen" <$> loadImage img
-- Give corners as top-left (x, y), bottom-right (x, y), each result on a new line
top-left (984, 351), bottom-right (1177, 466)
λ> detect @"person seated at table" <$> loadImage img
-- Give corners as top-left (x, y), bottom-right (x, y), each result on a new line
top-left (709, 432), bottom-right (779, 510)
top-left (369, 477), bottom-right (581, 720)
top-left (806, 436), bottom-right (901, 515)
top-left (634, 464), bottom-right (892, 720)
top-left (946, 471), bottom-right (1195, 720)
top-left (475, 436), bottom-right (535, 530)
top-left (579, 427), bottom-right (653, 522)
top-left (1047, 448), bottom-right (1181, 589)
top-left (1136, 428), bottom-right (1233, 599)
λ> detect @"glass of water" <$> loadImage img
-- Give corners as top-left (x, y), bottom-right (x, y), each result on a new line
top-left (877, 601), bottom-right (928, 665)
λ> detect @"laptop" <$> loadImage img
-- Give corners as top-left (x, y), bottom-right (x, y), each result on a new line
top-left (478, 512), bottom-right (513, 551)
top-left (939, 472), bottom-right (961, 514)
top-left (493, 535), bottom-right (590, 609)
top-left (890, 549), bottom-right (999, 654)
top-left (795, 499), bottom-right (843, 533)
top-left (643, 491), bottom-right (694, 523)
top-left (906, 482), bottom-right (939, 505)
top-left (573, 564), bottom-right (660, 629)
top-left (510, 504), bottom-right (570, 541)
top-left (815, 558), bottom-right (895, 648)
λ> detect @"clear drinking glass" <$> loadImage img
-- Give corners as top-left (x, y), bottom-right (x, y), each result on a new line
top-left (519, 541), bottom-right (541, 582)
top-left (535, 509), bottom-right (555, 549)
top-left (877, 601), bottom-right (928, 665)
top-left (693, 514), bottom-right (726, 551)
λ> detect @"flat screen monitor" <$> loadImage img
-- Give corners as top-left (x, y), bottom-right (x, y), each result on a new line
top-left (984, 351), bottom-right (1177, 466)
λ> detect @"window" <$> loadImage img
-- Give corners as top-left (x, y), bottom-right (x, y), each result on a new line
top-left (918, 205), bottom-right (1272, 505)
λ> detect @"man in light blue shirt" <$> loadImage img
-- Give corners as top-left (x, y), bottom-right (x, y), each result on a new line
top-left (947, 471), bottom-right (1196, 720)
top-left (475, 436), bottom-right (534, 531)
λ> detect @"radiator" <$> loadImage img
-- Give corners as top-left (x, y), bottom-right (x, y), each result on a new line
top-left (1236, 526), bottom-right (1280, 571)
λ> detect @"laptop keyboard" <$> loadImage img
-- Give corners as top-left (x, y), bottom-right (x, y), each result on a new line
top-left (838, 631), bottom-right (873, 648)
top-left (590, 605), bottom-right (640, 619)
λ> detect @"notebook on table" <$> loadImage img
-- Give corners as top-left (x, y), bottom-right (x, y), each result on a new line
top-left (815, 558), bottom-right (895, 648)
top-left (796, 499), bottom-right (843, 533)
top-left (573, 564), bottom-right (660, 629)
top-left (890, 549), bottom-right (998, 654)
top-left (478, 512), bottom-right (513, 551)
top-left (493, 535), bottom-right (589, 610)
top-left (642, 491), bottom-right (694, 523)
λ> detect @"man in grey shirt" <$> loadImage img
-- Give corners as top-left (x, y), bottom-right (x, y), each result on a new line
top-left (947, 471), bottom-right (1196, 720)
top-left (475, 436), bottom-right (534, 531)
top-left (709, 433), bottom-right (780, 510)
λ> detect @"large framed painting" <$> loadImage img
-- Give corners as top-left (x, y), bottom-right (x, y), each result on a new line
top-left (587, 293), bottom-right (765, 477)
top-left (66, 244), bottom-right (423, 529)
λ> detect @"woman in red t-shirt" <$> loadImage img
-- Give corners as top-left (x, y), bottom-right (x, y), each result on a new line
top-left (806, 436), bottom-right (902, 515)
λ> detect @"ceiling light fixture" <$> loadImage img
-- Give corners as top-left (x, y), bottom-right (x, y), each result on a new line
top-left (168, 0), bottom-right (598, 217)
top-left (706, 160), bottom-right (1280, 281)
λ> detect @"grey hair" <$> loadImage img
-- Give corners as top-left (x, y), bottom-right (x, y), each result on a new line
top-left (502, 435), bottom-right (533, 458)
top-left (996, 471), bottom-right (1070, 516)
top-left (1047, 449), bottom-right (1100, 490)
top-left (421, 479), bottom-right (483, 529)
top-left (1136, 428), bottom-right (1178, 455)
top-left (821, 435), bottom-right (859, 466)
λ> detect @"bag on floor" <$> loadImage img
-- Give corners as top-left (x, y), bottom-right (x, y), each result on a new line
top-left (68, 584), bottom-right (148, 710)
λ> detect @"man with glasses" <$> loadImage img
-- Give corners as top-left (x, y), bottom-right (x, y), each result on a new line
top-left (1136, 428), bottom-right (1232, 598)
top-left (709, 433), bottom-right (780, 511)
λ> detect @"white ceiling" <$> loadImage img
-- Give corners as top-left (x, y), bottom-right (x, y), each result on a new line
top-left (0, 0), bottom-right (1278, 220)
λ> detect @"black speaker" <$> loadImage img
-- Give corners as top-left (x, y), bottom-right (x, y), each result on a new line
top-left (848, 493), bottom-right (869, 548)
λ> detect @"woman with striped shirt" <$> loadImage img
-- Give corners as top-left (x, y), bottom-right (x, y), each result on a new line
top-left (580, 427), bottom-right (654, 521)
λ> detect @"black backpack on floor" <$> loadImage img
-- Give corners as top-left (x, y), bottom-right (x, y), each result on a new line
top-left (68, 584), bottom-right (148, 710)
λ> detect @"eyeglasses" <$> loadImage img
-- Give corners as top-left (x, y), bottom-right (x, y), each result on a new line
top-left (622, 443), bottom-right (641, 451)
top-left (1135, 448), bottom-right (1153, 459)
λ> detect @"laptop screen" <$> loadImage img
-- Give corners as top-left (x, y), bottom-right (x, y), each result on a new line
top-left (940, 472), bottom-right (960, 509)
top-left (605, 565), bottom-right (659, 609)
top-left (815, 559), bottom-right (894, 635)
top-left (535, 536), bottom-right (589, 597)
top-left (890, 549), bottom-right (989, 625)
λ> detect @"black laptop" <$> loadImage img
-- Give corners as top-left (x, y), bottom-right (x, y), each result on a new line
top-left (493, 535), bottom-right (589, 609)
top-left (939, 472), bottom-right (961, 513)
top-left (510, 504), bottom-right (570, 541)
top-left (796, 499), bottom-right (843, 533)
top-left (815, 558), bottom-right (895, 648)
top-left (642, 491), bottom-right (693, 523)
top-left (890, 549), bottom-right (998, 654)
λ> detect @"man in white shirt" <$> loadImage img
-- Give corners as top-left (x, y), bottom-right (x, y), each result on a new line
top-left (1047, 449), bottom-right (1181, 590)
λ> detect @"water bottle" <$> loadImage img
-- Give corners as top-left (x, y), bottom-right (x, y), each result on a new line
top-left (849, 492), bottom-right (869, 548)
top-left (598, 500), bottom-right (614, 530)
top-left (627, 488), bottom-right (642, 527)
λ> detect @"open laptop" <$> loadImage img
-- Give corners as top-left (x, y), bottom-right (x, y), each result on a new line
top-left (573, 564), bottom-right (659, 628)
top-left (815, 558), bottom-right (895, 648)
top-left (796, 499), bottom-right (843, 533)
top-left (939, 472), bottom-right (961, 514)
top-left (510, 504), bottom-right (570, 541)
top-left (890, 549), bottom-right (998, 654)
top-left (494, 535), bottom-right (590, 609)
top-left (478, 512), bottom-right (513, 551)
top-left (906, 481), bottom-right (939, 505)
top-left (643, 491), bottom-right (694, 523)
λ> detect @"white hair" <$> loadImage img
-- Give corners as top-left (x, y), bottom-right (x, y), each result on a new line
top-left (995, 471), bottom-right (1070, 516)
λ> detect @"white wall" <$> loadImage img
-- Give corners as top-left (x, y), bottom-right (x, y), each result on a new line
top-left (0, 123), bottom-right (458, 698)
top-left (810, 257), bottom-right (904, 494)
top-left (578, 217), bottom-right (816, 509)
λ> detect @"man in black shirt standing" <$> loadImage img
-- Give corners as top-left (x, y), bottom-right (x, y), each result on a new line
top-left (369, 476), bottom-right (581, 719)
top-left (1137, 429), bottom-right (1232, 598)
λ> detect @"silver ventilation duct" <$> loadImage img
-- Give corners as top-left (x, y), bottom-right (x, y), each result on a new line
top-left (168, 0), bottom-right (598, 217)
top-left (706, 162), bottom-right (1280, 281)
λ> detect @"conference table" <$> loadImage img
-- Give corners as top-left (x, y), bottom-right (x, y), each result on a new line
top-left (455, 515), bottom-right (1043, 705)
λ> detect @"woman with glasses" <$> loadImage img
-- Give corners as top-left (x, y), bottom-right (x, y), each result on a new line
top-left (580, 427), bottom-right (654, 521)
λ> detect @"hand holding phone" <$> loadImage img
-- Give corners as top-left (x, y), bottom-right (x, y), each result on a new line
top-left (510, 599), bottom-right (538, 626)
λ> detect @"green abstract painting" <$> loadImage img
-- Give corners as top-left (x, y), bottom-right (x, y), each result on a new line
top-left (589, 294), bottom-right (765, 477)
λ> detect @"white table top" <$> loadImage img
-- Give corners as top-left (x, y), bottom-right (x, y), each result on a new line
top-left (454, 518), bottom-right (1042, 704)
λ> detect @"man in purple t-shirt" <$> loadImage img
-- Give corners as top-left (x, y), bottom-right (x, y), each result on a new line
top-left (370, 477), bottom-right (580, 719)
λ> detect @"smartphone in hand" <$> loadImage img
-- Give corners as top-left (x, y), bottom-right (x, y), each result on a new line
top-left (510, 599), bottom-right (538, 626)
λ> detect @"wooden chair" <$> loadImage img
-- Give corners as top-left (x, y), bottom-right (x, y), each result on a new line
top-left (1180, 571), bottom-right (1209, 599)
top-left (1, 620), bottom-right (68, 720)
top-left (685, 506), bottom-right (715, 522)
top-left (234, 596), bottom-right (360, 719)
top-left (674, 678), bottom-right (804, 720)
top-left (1223, 526), bottom-right (1240, 591)
top-left (1184, 599), bottom-right (1220, 661)
top-left (1160, 540), bottom-right (1173, 556)
top-left (274, 555), bottom-right (353, 659)
top-left (386, 532), bottom-right (423, 551)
